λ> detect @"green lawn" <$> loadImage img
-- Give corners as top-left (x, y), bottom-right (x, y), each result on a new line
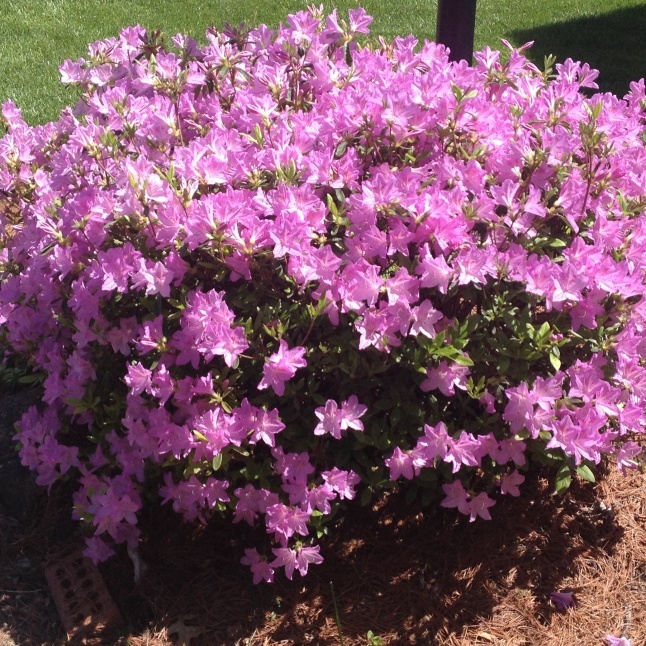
top-left (2, 0), bottom-right (646, 124)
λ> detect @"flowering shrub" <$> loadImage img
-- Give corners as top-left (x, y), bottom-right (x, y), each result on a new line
top-left (1, 6), bottom-right (645, 582)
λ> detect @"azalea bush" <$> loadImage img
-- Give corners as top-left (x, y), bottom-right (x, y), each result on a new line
top-left (0, 6), bottom-right (644, 583)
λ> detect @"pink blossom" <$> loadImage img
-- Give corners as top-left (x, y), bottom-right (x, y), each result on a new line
top-left (615, 441), bottom-right (642, 474)
top-left (313, 399), bottom-right (344, 439)
top-left (265, 504), bottom-right (310, 543)
top-left (500, 470), bottom-right (525, 497)
top-left (241, 548), bottom-right (275, 584)
top-left (340, 395), bottom-right (367, 431)
top-left (271, 544), bottom-right (324, 580)
top-left (444, 431), bottom-right (482, 473)
top-left (467, 492), bottom-right (496, 522)
top-left (421, 361), bottom-right (470, 397)
top-left (550, 591), bottom-right (575, 610)
top-left (409, 300), bottom-right (443, 338)
top-left (258, 340), bottom-right (307, 396)
top-left (124, 362), bottom-right (152, 396)
top-left (321, 467), bottom-right (360, 500)
top-left (440, 480), bottom-right (471, 515)
top-left (385, 447), bottom-right (417, 481)
top-left (83, 536), bottom-right (115, 564)
top-left (233, 485), bottom-right (279, 525)
top-left (272, 448), bottom-right (315, 485)
top-left (605, 636), bottom-right (633, 646)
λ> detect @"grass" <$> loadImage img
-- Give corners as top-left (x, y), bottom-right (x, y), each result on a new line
top-left (1, 0), bottom-right (646, 124)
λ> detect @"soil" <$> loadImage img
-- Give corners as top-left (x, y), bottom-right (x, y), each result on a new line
top-left (1, 385), bottom-right (644, 646)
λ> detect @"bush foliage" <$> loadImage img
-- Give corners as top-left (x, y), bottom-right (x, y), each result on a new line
top-left (0, 7), bottom-right (644, 582)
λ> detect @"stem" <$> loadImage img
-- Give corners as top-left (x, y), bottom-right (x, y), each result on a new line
top-left (330, 581), bottom-right (345, 646)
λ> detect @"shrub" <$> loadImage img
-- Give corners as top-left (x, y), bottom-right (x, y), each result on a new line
top-left (0, 7), bottom-right (644, 582)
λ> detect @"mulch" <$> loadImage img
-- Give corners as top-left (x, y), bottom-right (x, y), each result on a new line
top-left (0, 386), bottom-right (644, 646)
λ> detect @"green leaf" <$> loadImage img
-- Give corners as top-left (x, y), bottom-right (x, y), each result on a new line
top-left (534, 321), bottom-right (551, 345)
top-left (549, 347), bottom-right (562, 371)
top-left (576, 464), bottom-right (595, 483)
top-left (555, 463), bottom-right (572, 495)
top-left (212, 454), bottom-right (223, 471)
top-left (453, 353), bottom-right (474, 367)
top-left (326, 193), bottom-right (339, 217)
top-left (18, 372), bottom-right (45, 384)
top-left (334, 140), bottom-right (348, 159)
top-left (360, 486), bottom-right (372, 507)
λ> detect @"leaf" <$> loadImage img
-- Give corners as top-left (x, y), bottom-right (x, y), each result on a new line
top-left (360, 487), bottom-right (372, 507)
top-left (534, 321), bottom-right (551, 345)
top-left (555, 463), bottom-right (572, 495)
top-left (18, 372), bottom-right (45, 384)
top-left (549, 347), bottom-right (562, 371)
top-left (453, 353), bottom-right (474, 367)
top-left (212, 454), bottom-right (223, 471)
top-left (576, 464), bottom-right (595, 483)
top-left (334, 140), bottom-right (348, 159)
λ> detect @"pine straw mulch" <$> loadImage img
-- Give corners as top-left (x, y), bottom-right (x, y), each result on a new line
top-left (1, 461), bottom-right (645, 646)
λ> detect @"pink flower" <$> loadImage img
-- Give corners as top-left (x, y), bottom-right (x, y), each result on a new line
top-left (233, 485), bottom-right (279, 525)
top-left (421, 361), bottom-right (470, 396)
top-left (321, 467), bottom-right (360, 500)
top-left (83, 536), bottom-right (115, 564)
top-left (314, 399), bottom-right (344, 439)
top-left (503, 382), bottom-right (536, 433)
top-left (491, 437), bottom-right (527, 467)
top-left (416, 245), bottom-right (452, 293)
top-left (340, 395), bottom-right (367, 431)
top-left (132, 259), bottom-right (174, 297)
top-left (93, 488), bottom-right (141, 539)
top-left (444, 431), bottom-right (482, 473)
top-left (550, 591), bottom-right (575, 610)
top-left (241, 548), bottom-right (275, 584)
top-left (615, 441), bottom-right (642, 474)
top-left (385, 447), bottom-right (417, 481)
top-left (124, 362), bottom-right (152, 396)
top-left (271, 544), bottom-right (323, 580)
top-left (605, 636), bottom-right (633, 646)
top-left (265, 504), bottom-right (311, 543)
top-left (272, 448), bottom-right (314, 485)
top-left (500, 470), bottom-right (525, 497)
top-left (303, 484), bottom-right (336, 514)
top-left (136, 316), bottom-right (165, 354)
top-left (314, 395), bottom-right (367, 439)
top-left (467, 492), bottom-right (496, 522)
top-left (258, 339), bottom-right (307, 396)
top-left (348, 7), bottom-right (373, 35)
top-left (440, 480), bottom-right (471, 515)
top-left (410, 300), bottom-right (443, 338)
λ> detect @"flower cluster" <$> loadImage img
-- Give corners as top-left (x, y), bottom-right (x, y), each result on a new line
top-left (1, 6), bottom-right (644, 582)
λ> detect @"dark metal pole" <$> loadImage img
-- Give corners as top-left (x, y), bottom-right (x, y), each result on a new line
top-left (436, 0), bottom-right (477, 64)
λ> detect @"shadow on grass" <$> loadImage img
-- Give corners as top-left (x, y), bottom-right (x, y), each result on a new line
top-left (508, 5), bottom-right (646, 98)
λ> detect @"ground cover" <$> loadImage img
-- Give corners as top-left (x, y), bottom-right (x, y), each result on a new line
top-left (1, 0), bottom-right (646, 124)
